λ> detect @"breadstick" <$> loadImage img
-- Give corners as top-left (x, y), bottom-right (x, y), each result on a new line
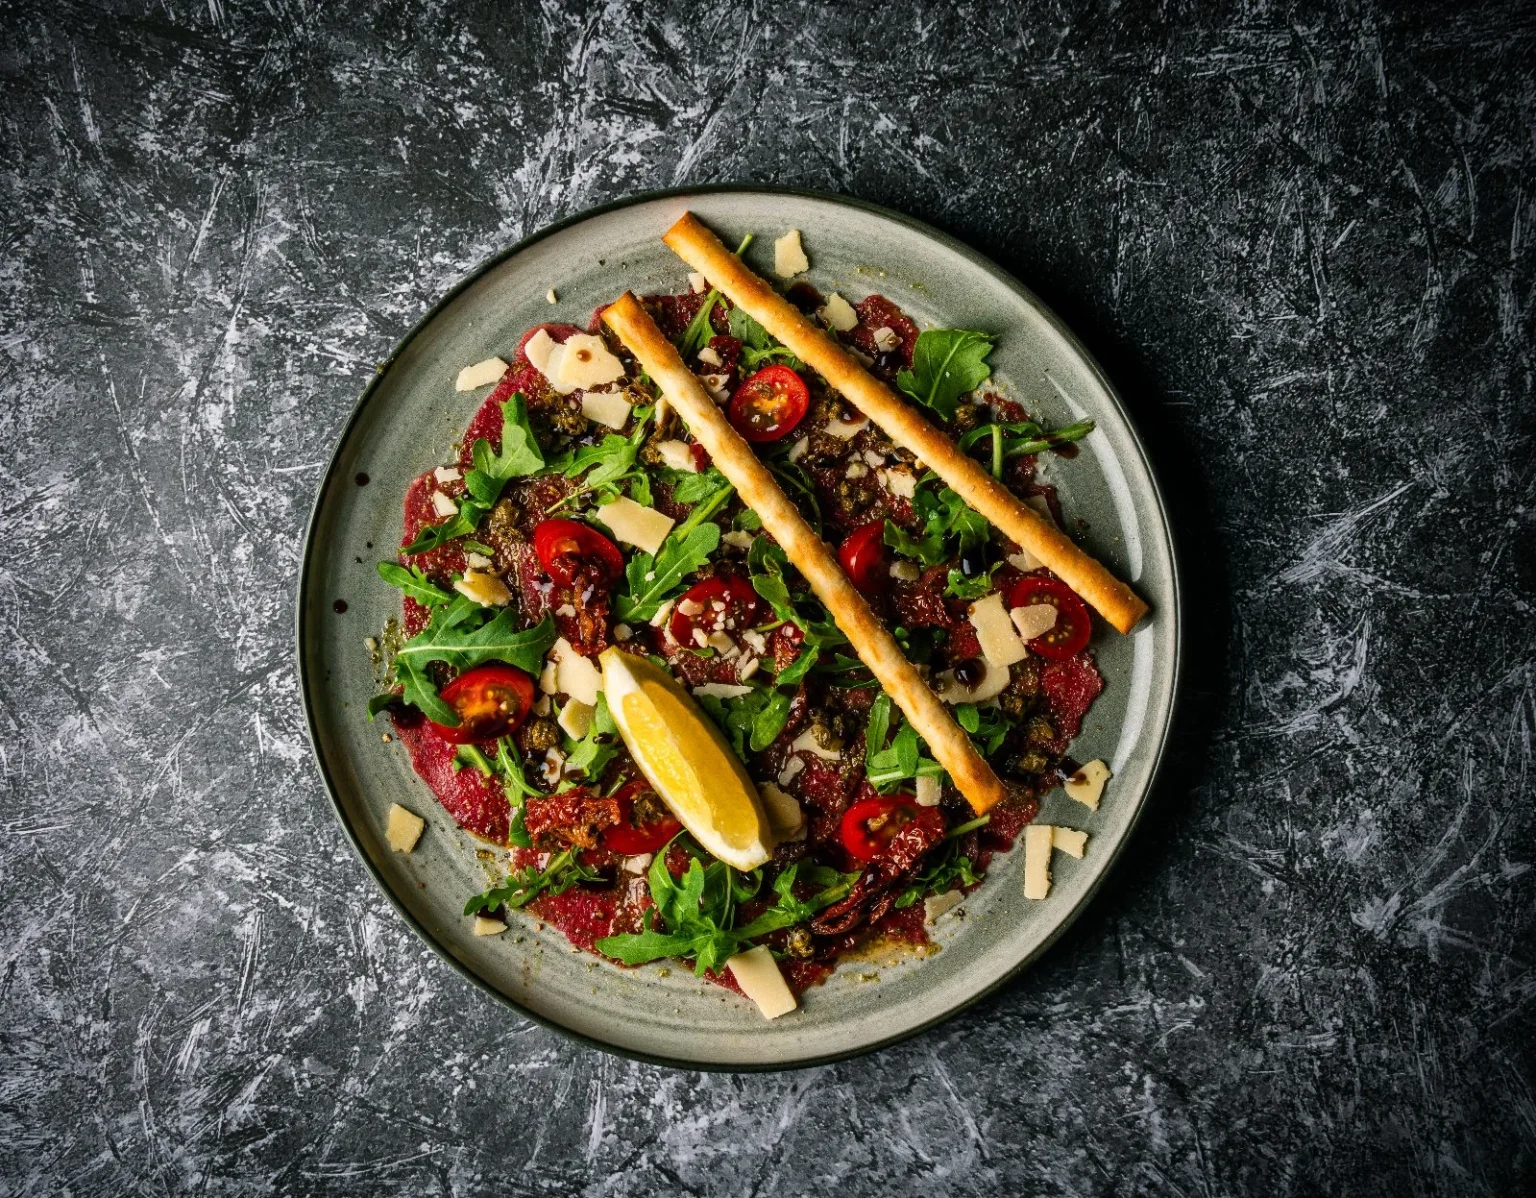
top-left (662, 212), bottom-right (1149, 635)
top-left (603, 292), bottom-right (1008, 816)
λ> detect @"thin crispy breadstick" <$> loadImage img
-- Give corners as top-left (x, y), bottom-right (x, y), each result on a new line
top-left (603, 292), bottom-right (1009, 816)
top-left (663, 212), bottom-right (1149, 635)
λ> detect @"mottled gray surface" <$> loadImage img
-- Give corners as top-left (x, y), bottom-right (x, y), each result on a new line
top-left (1, 0), bottom-right (1533, 1194)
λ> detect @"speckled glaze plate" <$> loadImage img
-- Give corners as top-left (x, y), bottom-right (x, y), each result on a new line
top-left (298, 187), bottom-right (1181, 1070)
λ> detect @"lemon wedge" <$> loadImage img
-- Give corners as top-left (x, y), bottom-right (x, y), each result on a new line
top-left (599, 648), bottom-right (772, 870)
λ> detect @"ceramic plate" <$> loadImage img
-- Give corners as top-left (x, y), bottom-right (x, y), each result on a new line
top-left (298, 187), bottom-right (1181, 1069)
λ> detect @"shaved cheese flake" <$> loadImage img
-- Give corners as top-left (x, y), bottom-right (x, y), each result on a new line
top-left (580, 389), bottom-right (632, 429)
top-left (924, 889), bottom-right (964, 923)
top-left (557, 698), bottom-right (594, 740)
top-left (790, 727), bottom-right (841, 762)
top-left (970, 592), bottom-right (1028, 669)
top-left (1024, 493), bottom-right (1056, 525)
top-left (1052, 826), bottom-right (1089, 859)
top-left (385, 804), bottom-right (425, 853)
top-left (1063, 759), bottom-right (1111, 811)
top-left (778, 757), bottom-right (805, 786)
top-left (696, 346), bottom-right (722, 367)
top-left (430, 491), bottom-right (459, 518)
top-left (655, 439), bottom-right (700, 473)
top-left (722, 530), bottom-right (754, 550)
top-left (821, 292), bottom-right (858, 331)
top-left (550, 637), bottom-right (602, 706)
top-left (554, 333), bottom-right (625, 392)
top-left (726, 945), bottom-right (798, 1019)
top-left (546, 288), bottom-right (558, 304)
top-left (824, 415), bottom-right (869, 440)
top-left (1023, 824), bottom-right (1053, 899)
top-left (472, 916), bottom-right (507, 936)
top-left (890, 560), bottom-right (920, 582)
top-left (885, 467), bottom-right (917, 499)
top-left (1010, 603), bottom-right (1059, 642)
top-left (773, 229), bottom-right (809, 279)
top-left (738, 656), bottom-right (761, 680)
top-left (523, 328), bottom-right (556, 374)
top-left (453, 570), bottom-right (512, 607)
top-left (872, 326), bottom-right (900, 352)
top-left (434, 466), bottom-right (462, 485)
top-left (1007, 548), bottom-right (1045, 573)
top-left (465, 551), bottom-right (493, 570)
top-left (538, 659), bottom-right (558, 695)
top-left (936, 659), bottom-right (1010, 704)
top-left (914, 775), bottom-right (941, 807)
top-left (598, 497), bottom-right (674, 556)
top-left (759, 782), bottom-right (805, 841)
top-left (787, 438), bottom-right (809, 462)
top-left (692, 682), bottom-right (753, 700)
top-left (688, 272), bottom-right (708, 294)
top-left (455, 357), bottom-right (507, 392)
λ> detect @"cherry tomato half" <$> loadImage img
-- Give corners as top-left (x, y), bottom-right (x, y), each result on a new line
top-left (669, 575), bottom-right (760, 648)
top-left (533, 518), bottom-right (625, 589)
top-left (430, 663), bottom-right (535, 744)
top-left (837, 521), bottom-right (888, 593)
top-left (600, 780), bottom-right (683, 856)
top-left (727, 364), bottom-right (810, 443)
top-left (840, 795), bottom-right (925, 863)
top-left (1004, 574), bottom-right (1092, 661)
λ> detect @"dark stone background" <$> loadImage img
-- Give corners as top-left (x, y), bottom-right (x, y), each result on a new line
top-left (2, 1), bottom-right (1533, 1193)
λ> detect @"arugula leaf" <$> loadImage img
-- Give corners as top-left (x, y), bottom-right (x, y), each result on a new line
top-left (464, 846), bottom-right (602, 916)
top-left (627, 470), bottom-right (653, 507)
top-left (864, 693), bottom-right (943, 792)
top-left (679, 291), bottom-right (721, 359)
top-left (957, 417), bottom-right (1096, 461)
top-left (771, 643), bottom-right (819, 686)
top-left (953, 702), bottom-right (1011, 755)
top-left (595, 855), bottom-right (856, 975)
top-left (365, 692), bottom-right (398, 721)
top-left (614, 485), bottom-right (733, 623)
top-left (670, 466), bottom-right (731, 505)
top-left (403, 505), bottom-right (483, 556)
top-left (563, 433), bottom-right (638, 491)
top-left (562, 693), bottom-right (618, 779)
top-left (402, 396), bottom-right (544, 554)
top-left (465, 394), bottom-right (544, 504)
top-left (729, 306), bottom-right (803, 371)
top-left (883, 520), bottom-right (946, 566)
top-left (394, 601), bottom-right (557, 724)
top-left (376, 561), bottom-right (454, 606)
top-left (884, 484), bottom-right (990, 566)
top-left (893, 840), bottom-right (983, 910)
top-left (945, 566), bottom-right (999, 600)
top-left (697, 686), bottom-right (792, 757)
top-left (896, 329), bottom-right (995, 421)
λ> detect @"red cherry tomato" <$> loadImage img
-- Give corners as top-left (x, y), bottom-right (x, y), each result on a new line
top-left (600, 780), bottom-right (683, 855)
top-left (533, 518), bottom-right (624, 589)
top-left (840, 795), bottom-right (925, 863)
top-left (727, 364), bottom-right (810, 442)
top-left (1004, 574), bottom-right (1092, 661)
top-left (668, 575), bottom-right (760, 648)
top-left (837, 521), bottom-right (888, 593)
top-left (430, 663), bottom-right (535, 744)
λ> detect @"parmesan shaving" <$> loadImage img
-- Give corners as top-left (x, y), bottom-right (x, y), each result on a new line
top-left (820, 292), bottom-right (858, 331)
top-left (455, 357), bottom-right (507, 392)
top-left (598, 497), bottom-right (674, 555)
top-left (1023, 824), bottom-right (1053, 899)
top-left (969, 593), bottom-right (1028, 668)
top-left (773, 229), bottom-right (809, 279)
top-left (1063, 759), bottom-right (1111, 811)
top-left (385, 804), bottom-right (425, 853)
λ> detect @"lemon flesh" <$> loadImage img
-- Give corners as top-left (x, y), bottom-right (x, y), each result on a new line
top-left (599, 648), bottom-right (772, 871)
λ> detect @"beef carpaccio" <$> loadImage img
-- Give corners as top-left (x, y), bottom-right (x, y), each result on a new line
top-left (372, 264), bottom-right (1108, 1015)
